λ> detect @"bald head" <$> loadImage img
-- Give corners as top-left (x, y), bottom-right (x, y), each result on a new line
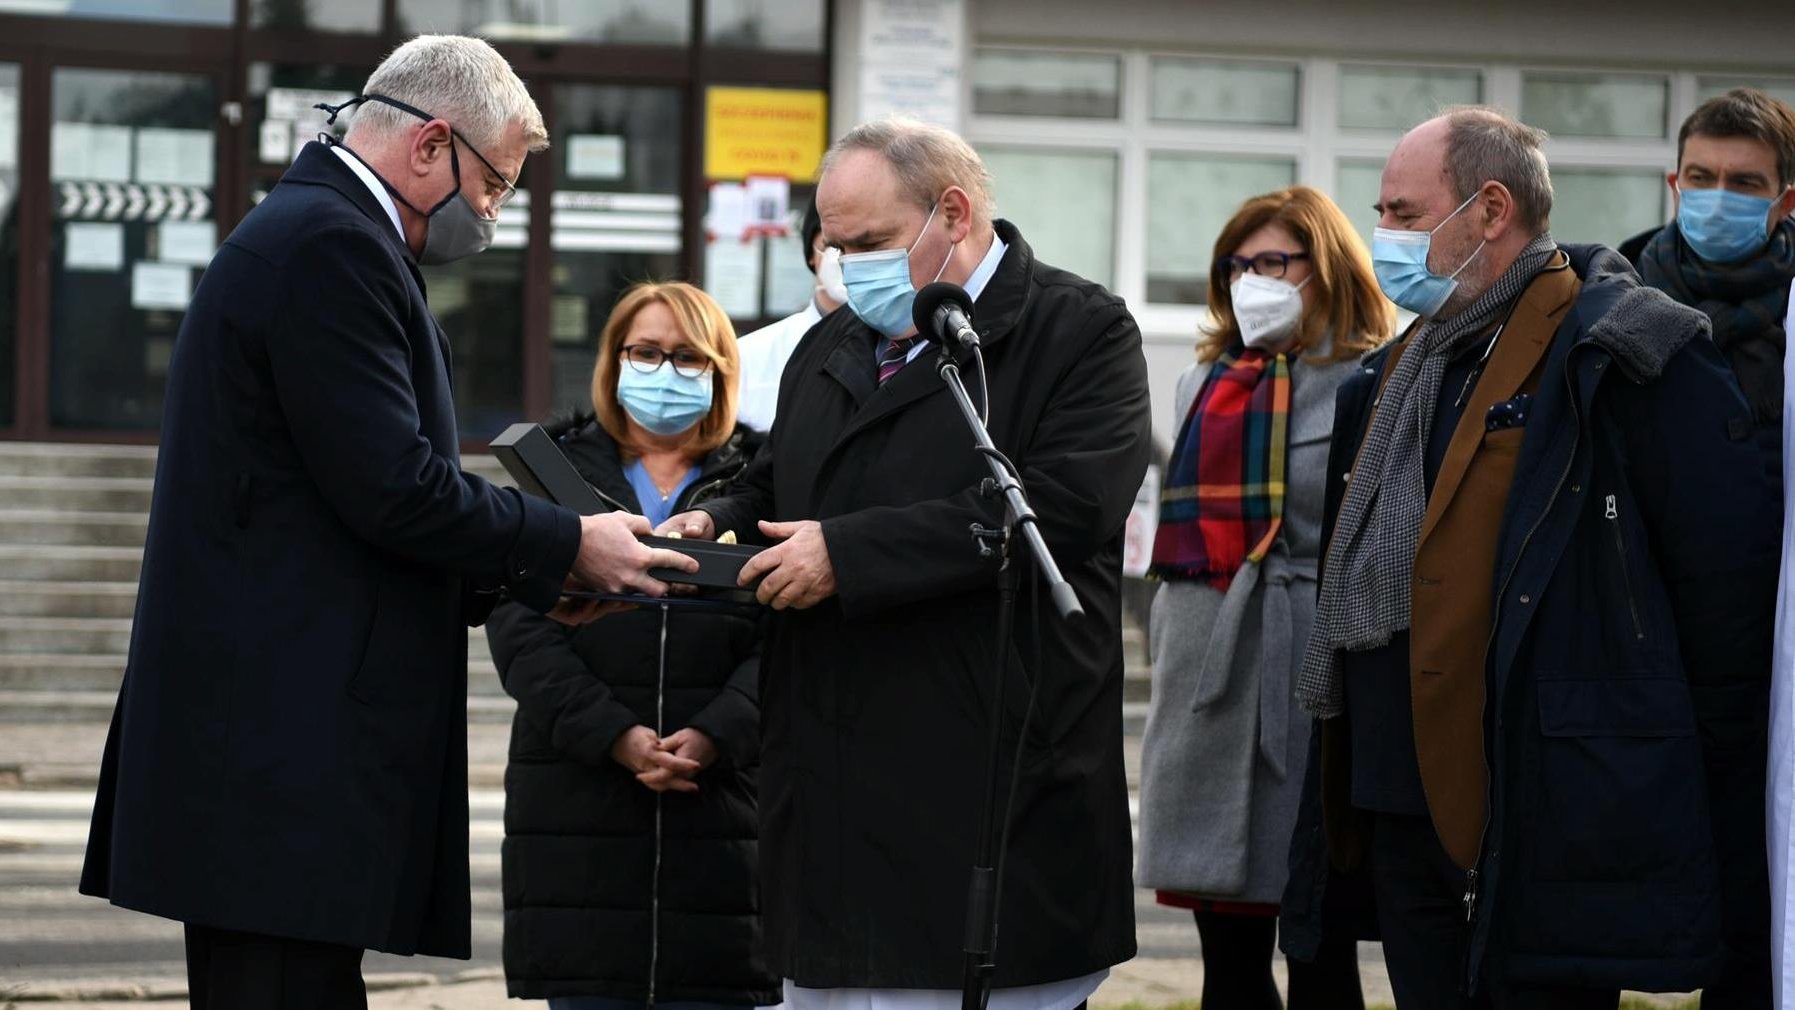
top-left (1377, 107), bottom-right (1554, 316)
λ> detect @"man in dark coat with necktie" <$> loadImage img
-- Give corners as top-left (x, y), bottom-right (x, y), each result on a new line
top-left (662, 117), bottom-right (1148, 1002)
top-left (79, 34), bottom-right (692, 1008)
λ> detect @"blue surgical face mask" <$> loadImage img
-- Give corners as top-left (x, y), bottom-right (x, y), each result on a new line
top-left (1370, 191), bottom-right (1486, 317)
top-left (1677, 186), bottom-right (1775, 264)
top-left (617, 361), bottom-right (714, 437)
top-left (838, 201), bottom-right (955, 338)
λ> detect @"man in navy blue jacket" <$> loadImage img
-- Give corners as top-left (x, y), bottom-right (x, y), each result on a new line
top-left (78, 35), bottom-right (693, 1009)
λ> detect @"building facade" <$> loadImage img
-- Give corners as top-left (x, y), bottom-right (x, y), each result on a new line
top-left (0, 0), bottom-right (1791, 449)
top-left (830, 0), bottom-right (1795, 444)
top-left (0, 0), bottom-right (830, 447)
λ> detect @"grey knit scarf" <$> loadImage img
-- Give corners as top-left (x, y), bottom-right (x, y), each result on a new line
top-left (1296, 233), bottom-right (1557, 718)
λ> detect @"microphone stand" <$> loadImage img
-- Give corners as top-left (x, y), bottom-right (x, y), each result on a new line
top-left (936, 342), bottom-right (1083, 1010)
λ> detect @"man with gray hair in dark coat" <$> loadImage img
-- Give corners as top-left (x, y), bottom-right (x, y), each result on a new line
top-left (79, 34), bottom-right (693, 1008)
top-left (1284, 107), bottom-right (1778, 1007)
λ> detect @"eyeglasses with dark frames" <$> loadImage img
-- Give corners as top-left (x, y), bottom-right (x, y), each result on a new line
top-left (620, 344), bottom-right (714, 379)
top-left (1221, 251), bottom-right (1310, 281)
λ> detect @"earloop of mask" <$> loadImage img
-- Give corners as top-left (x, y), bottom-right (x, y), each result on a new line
top-left (315, 94), bottom-right (466, 217)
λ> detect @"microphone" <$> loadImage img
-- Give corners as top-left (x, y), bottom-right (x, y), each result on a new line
top-left (913, 281), bottom-right (980, 351)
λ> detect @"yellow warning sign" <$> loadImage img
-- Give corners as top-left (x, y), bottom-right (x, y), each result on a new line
top-left (705, 86), bottom-right (828, 183)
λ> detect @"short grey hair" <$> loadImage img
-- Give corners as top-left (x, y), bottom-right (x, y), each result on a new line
top-left (1440, 106), bottom-right (1553, 234)
top-left (820, 117), bottom-right (995, 222)
top-left (348, 35), bottom-right (548, 154)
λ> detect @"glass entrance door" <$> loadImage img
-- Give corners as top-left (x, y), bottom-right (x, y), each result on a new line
top-left (48, 65), bottom-right (219, 431)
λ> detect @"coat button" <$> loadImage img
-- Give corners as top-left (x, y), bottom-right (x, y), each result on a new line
top-left (1342, 471), bottom-right (1352, 483)
top-left (1570, 484), bottom-right (1581, 493)
top-left (1519, 594), bottom-right (1532, 604)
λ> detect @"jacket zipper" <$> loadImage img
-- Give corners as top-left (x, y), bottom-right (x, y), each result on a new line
top-left (1464, 355), bottom-right (1589, 984)
top-left (647, 603), bottom-right (670, 1008)
top-left (1606, 494), bottom-right (1646, 640)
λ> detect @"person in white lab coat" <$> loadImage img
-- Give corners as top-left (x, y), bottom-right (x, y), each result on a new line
top-left (735, 200), bottom-right (844, 432)
top-left (1770, 279), bottom-right (1795, 1010)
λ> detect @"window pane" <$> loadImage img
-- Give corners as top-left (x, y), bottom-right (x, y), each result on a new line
top-left (1339, 64), bottom-right (1481, 132)
top-left (550, 85), bottom-right (684, 416)
top-left (1698, 76), bottom-right (1795, 109)
top-left (245, 62), bottom-right (363, 179)
top-left (252, 0), bottom-right (380, 31)
top-left (1547, 167), bottom-right (1666, 247)
top-left (979, 146), bottom-right (1117, 289)
top-left (1335, 159), bottom-right (1386, 247)
top-left (1150, 57), bottom-right (1298, 127)
top-left (424, 245), bottom-right (528, 440)
top-left (397, 0), bottom-right (689, 45)
top-left (706, 0), bottom-right (824, 51)
top-left (763, 187), bottom-right (818, 319)
top-left (1146, 154), bottom-right (1296, 305)
top-left (0, 0), bottom-right (229, 24)
top-left (1522, 72), bottom-right (1668, 140)
top-left (50, 68), bottom-right (217, 431)
top-left (0, 65), bottom-right (16, 427)
top-left (973, 50), bottom-right (1120, 119)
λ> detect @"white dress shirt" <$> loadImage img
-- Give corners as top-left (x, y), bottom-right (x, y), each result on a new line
top-left (329, 144), bottom-right (405, 242)
top-left (782, 229), bottom-right (1107, 1010)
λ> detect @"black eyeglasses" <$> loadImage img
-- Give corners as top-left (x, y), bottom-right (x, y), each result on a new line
top-left (621, 344), bottom-right (713, 379)
top-left (1221, 251), bottom-right (1310, 280)
top-left (455, 134), bottom-right (519, 208)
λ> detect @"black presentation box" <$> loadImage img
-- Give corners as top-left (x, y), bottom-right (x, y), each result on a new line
top-left (489, 422), bottom-right (763, 598)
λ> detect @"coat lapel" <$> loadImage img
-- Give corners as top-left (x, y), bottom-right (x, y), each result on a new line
top-left (1419, 254), bottom-right (1578, 546)
top-left (820, 323), bottom-right (879, 409)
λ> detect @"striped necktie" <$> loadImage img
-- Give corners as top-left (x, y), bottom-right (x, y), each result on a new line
top-left (877, 337), bottom-right (917, 385)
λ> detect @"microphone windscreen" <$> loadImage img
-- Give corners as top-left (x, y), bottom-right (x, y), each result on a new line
top-left (912, 281), bottom-right (972, 338)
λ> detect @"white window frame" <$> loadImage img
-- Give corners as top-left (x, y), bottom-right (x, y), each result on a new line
top-left (970, 47), bottom-right (1775, 346)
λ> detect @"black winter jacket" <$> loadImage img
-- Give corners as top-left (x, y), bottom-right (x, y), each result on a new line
top-left (486, 417), bottom-right (778, 1004)
top-left (1282, 245), bottom-right (1780, 993)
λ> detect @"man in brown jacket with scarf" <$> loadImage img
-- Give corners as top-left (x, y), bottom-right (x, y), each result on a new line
top-left (1290, 107), bottom-right (1779, 1007)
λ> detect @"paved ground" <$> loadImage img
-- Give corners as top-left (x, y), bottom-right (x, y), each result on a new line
top-left (1, 722), bottom-right (1692, 1009)
top-left (0, 721), bottom-right (1408, 1005)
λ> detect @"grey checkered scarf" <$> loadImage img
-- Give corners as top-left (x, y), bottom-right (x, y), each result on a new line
top-left (1296, 233), bottom-right (1557, 718)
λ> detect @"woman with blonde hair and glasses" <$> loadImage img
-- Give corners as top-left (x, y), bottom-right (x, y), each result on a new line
top-left (485, 281), bottom-right (777, 1010)
top-left (1137, 186), bottom-right (1392, 1008)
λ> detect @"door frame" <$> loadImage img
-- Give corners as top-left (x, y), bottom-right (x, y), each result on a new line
top-left (7, 18), bottom-right (239, 443)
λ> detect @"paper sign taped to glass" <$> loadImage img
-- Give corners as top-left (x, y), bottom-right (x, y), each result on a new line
top-left (489, 422), bottom-right (764, 609)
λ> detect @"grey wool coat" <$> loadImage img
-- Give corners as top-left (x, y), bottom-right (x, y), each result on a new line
top-left (1136, 345), bottom-right (1354, 904)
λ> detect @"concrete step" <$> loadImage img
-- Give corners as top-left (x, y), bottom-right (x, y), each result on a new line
top-left (0, 617), bottom-right (133, 655)
top-left (0, 651), bottom-right (507, 695)
top-left (0, 546), bottom-right (141, 583)
top-left (0, 476), bottom-right (154, 513)
top-left (0, 581), bottom-right (138, 618)
top-left (0, 691), bottom-right (1145, 732)
top-left (0, 654), bottom-right (123, 693)
top-left (0, 616), bottom-right (497, 663)
top-left (0, 510), bottom-right (148, 548)
top-left (0, 443), bottom-right (159, 480)
top-left (0, 689), bottom-right (520, 724)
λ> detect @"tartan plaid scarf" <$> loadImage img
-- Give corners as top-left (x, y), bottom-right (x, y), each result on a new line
top-left (1150, 345), bottom-right (1291, 590)
top-left (1639, 218), bottom-right (1794, 423)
